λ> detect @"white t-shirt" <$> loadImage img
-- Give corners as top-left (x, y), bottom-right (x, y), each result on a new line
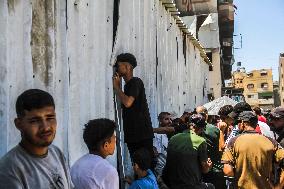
top-left (258, 121), bottom-right (275, 139)
top-left (71, 154), bottom-right (119, 189)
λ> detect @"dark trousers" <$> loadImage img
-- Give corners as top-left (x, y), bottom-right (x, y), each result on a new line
top-left (203, 171), bottom-right (226, 189)
top-left (127, 138), bottom-right (155, 169)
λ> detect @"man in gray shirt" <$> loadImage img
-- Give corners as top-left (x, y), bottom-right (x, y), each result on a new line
top-left (0, 89), bottom-right (72, 189)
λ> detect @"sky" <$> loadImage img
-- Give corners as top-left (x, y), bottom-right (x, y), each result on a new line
top-left (233, 0), bottom-right (284, 81)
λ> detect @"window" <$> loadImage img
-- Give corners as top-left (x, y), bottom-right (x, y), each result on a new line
top-left (247, 84), bottom-right (254, 89)
top-left (248, 95), bottom-right (254, 98)
top-left (261, 83), bottom-right (268, 89)
top-left (282, 87), bottom-right (284, 91)
top-left (247, 72), bottom-right (253, 77)
top-left (260, 71), bottom-right (267, 76)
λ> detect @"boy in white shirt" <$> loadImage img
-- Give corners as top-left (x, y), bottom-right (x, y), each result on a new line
top-left (71, 119), bottom-right (119, 189)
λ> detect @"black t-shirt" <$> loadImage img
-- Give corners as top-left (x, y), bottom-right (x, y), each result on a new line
top-left (122, 77), bottom-right (153, 143)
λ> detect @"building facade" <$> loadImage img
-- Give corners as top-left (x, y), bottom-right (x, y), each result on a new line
top-left (242, 69), bottom-right (274, 109)
top-left (279, 53), bottom-right (284, 106)
top-left (232, 67), bottom-right (246, 88)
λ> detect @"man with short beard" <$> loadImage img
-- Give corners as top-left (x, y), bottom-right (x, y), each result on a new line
top-left (153, 112), bottom-right (172, 179)
top-left (0, 89), bottom-right (72, 189)
top-left (154, 112), bottom-right (172, 154)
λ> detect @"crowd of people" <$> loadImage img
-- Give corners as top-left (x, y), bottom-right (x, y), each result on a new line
top-left (1, 53), bottom-right (284, 189)
top-left (153, 104), bottom-right (284, 189)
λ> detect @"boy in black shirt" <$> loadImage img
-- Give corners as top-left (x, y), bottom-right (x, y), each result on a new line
top-left (113, 53), bottom-right (154, 161)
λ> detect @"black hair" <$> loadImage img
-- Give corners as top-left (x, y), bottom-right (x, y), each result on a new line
top-left (233, 102), bottom-right (252, 113)
top-left (16, 89), bottom-right (55, 117)
top-left (83, 119), bottom-right (116, 152)
top-left (207, 115), bottom-right (220, 125)
top-left (116, 53), bottom-right (137, 68)
top-left (246, 120), bottom-right (258, 129)
top-left (158, 112), bottom-right (171, 121)
top-left (218, 105), bottom-right (233, 117)
top-left (253, 107), bottom-right (262, 115)
top-left (132, 148), bottom-right (151, 171)
top-left (190, 114), bottom-right (206, 128)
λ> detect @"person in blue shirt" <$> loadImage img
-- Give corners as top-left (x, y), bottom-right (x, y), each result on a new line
top-left (126, 148), bottom-right (159, 189)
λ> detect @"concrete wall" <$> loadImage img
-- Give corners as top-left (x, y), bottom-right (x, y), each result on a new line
top-left (208, 48), bottom-right (221, 98)
top-left (0, 0), bottom-right (209, 168)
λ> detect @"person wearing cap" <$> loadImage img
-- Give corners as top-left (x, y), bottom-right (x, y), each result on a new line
top-left (269, 107), bottom-right (284, 147)
top-left (225, 102), bottom-right (274, 145)
top-left (222, 111), bottom-right (284, 189)
top-left (162, 114), bottom-right (214, 189)
top-left (225, 102), bottom-right (253, 145)
top-left (113, 53), bottom-right (154, 163)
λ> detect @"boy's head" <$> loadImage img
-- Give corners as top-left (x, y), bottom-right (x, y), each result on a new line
top-left (115, 53), bottom-right (137, 76)
top-left (83, 119), bottom-right (116, 157)
top-left (132, 148), bottom-right (151, 173)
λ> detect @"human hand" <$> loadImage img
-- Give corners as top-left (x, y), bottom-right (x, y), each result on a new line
top-left (113, 72), bottom-right (121, 90)
top-left (124, 176), bottom-right (133, 184)
top-left (218, 121), bottom-right (227, 133)
top-left (207, 158), bottom-right (213, 169)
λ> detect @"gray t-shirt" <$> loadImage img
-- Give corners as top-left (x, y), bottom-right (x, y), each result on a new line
top-left (0, 144), bottom-right (73, 189)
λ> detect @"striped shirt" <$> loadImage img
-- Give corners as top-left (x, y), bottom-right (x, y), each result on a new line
top-left (225, 121), bottom-right (276, 145)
